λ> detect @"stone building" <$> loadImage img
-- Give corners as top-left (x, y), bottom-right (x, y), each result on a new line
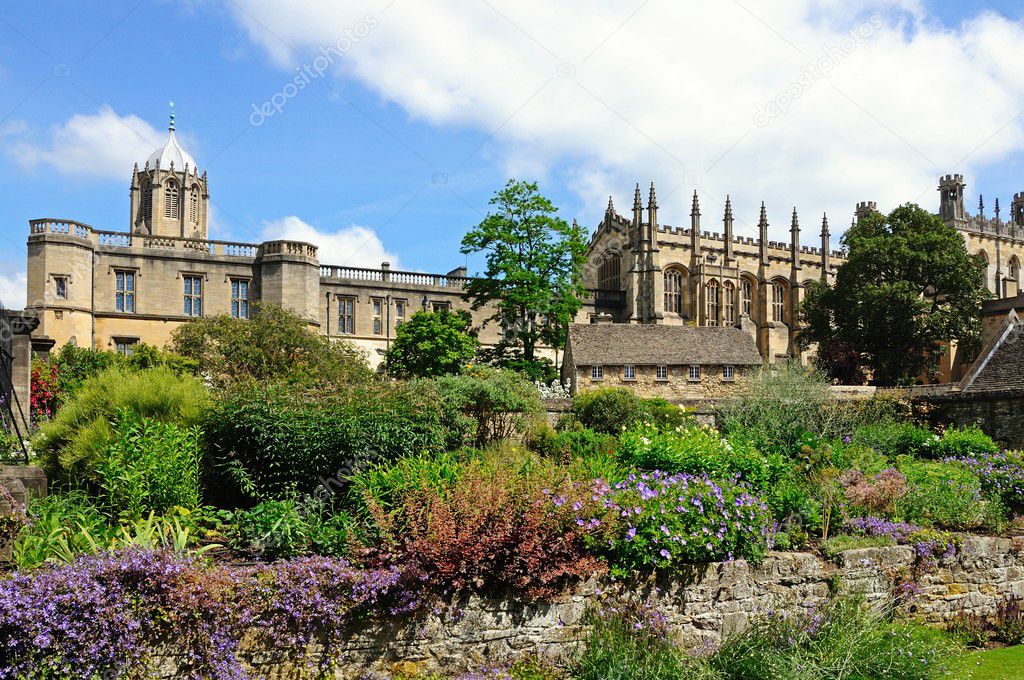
top-left (561, 322), bottom-right (762, 402)
top-left (21, 114), bottom-right (1024, 374)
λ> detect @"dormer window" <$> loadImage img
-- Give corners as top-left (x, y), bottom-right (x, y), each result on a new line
top-left (165, 181), bottom-right (179, 219)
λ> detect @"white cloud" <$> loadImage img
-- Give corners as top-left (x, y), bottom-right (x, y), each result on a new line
top-left (5, 107), bottom-right (171, 181)
top-left (0, 271), bottom-right (26, 309)
top-left (226, 0), bottom-right (1024, 239)
top-left (259, 216), bottom-right (401, 269)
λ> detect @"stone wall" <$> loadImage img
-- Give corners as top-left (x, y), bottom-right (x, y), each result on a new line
top-left (156, 536), bottom-right (1024, 679)
top-left (913, 391), bottom-right (1024, 450)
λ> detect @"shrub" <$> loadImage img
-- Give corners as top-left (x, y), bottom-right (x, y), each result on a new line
top-left (566, 387), bottom-right (690, 435)
top-left (575, 472), bottom-right (772, 576)
top-left (852, 422), bottom-right (938, 458)
top-left (383, 309), bottom-right (479, 378)
top-left (229, 496), bottom-right (355, 560)
top-left (96, 413), bottom-right (201, 522)
top-left (33, 367), bottom-right (210, 487)
top-left (946, 611), bottom-right (990, 648)
top-left (711, 595), bottom-right (964, 680)
top-left (430, 366), bottom-right (542, 448)
top-left (362, 448), bottom-right (602, 597)
top-left (839, 467), bottom-right (909, 515)
top-left (897, 458), bottom-right (987, 530)
top-left (618, 424), bottom-right (789, 494)
top-left (935, 425), bottom-right (1000, 459)
top-left (946, 449), bottom-right (1024, 510)
top-left (170, 301), bottom-right (370, 389)
top-left (203, 380), bottom-right (460, 502)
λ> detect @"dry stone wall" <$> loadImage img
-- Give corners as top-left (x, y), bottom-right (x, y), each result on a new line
top-left (157, 536), bottom-right (1024, 679)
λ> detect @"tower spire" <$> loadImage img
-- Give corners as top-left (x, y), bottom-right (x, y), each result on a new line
top-left (996, 197), bottom-right (1001, 222)
top-left (723, 195), bottom-right (734, 262)
top-left (979, 193), bottom-right (985, 218)
top-left (820, 213), bottom-right (830, 282)
top-left (758, 202), bottom-right (769, 266)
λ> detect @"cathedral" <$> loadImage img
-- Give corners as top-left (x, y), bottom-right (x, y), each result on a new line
top-left (21, 116), bottom-right (1024, 377)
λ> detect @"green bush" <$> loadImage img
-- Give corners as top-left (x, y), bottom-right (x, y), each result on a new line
top-left (33, 367), bottom-right (210, 487)
top-left (170, 302), bottom-right (370, 389)
top-left (565, 387), bottom-right (691, 435)
top-left (935, 425), bottom-right (1000, 459)
top-left (821, 533), bottom-right (896, 559)
top-left (617, 424), bottom-right (789, 494)
top-left (229, 496), bottom-right (355, 560)
top-left (429, 366), bottom-right (542, 448)
top-left (852, 422), bottom-right (938, 458)
top-left (203, 380), bottom-right (460, 502)
top-left (96, 413), bottom-right (201, 522)
top-left (897, 458), bottom-right (988, 530)
top-left (383, 309), bottom-right (479, 378)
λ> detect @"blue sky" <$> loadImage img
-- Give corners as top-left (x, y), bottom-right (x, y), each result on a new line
top-left (2, 0), bottom-right (1024, 306)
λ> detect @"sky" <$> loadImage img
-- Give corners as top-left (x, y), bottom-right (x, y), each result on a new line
top-left (2, 0), bottom-right (1024, 307)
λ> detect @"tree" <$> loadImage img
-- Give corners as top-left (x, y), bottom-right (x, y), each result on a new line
top-left (383, 309), bottom-right (479, 378)
top-left (799, 204), bottom-right (989, 385)
top-left (460, 180), bottom-right (588, 363)
top-left (170, 302), bottom-right (369, 388)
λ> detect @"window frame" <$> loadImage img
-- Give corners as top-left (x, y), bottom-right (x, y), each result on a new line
top-left (114, 269), bottom-right (136, 313)
top-left (623, 364), bottom-right (636, 381)
top-left (54, 276), bottom-right (68, 300)
top-left (113, 337), bottom-right (139, 358)
top-left (338, 296), bottom-right (355, 335)
top-left (394, 299), bottom-right (407, 326)
top-left (722, 365), bottom-right (735, 382)
top-left (688, 364), bottom-right (702, 382)
top-left (591, 365), bottom-right (604, 381)
top-left (182, 274), bottom-right (204, 318)
top-left (164, 181), bottom-right (180, 219)
top-left (372, 298), bottom-right (384, 335)
top-left (230, 278), bottom-right (250, 319)
top-left (741, 278), bottom-right (753, 318)
top-left (655, 364), bottom-right (669, 381)
top-left (772, 282), bottom-right (787, 323)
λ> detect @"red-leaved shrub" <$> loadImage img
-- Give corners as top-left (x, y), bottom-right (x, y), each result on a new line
top-left (364, 460), bottom-right (604, 598)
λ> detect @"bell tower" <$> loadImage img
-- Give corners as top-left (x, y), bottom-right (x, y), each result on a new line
top-left (130, 104), bottom-right (209, 239)
top-left (938, 174), bottom-right (966, 224)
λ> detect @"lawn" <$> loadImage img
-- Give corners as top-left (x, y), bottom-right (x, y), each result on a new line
top-left (966, 645), bottom-right (1024, 680)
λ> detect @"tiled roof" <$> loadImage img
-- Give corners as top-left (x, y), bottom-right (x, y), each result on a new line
top-left (566, 323), bottom-right (762, 366)
top-left (961, 309), bottom-right (1024, 394)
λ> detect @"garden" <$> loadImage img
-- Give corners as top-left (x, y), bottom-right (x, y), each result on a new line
top-left (2, 304), bottom-right (1023, 679)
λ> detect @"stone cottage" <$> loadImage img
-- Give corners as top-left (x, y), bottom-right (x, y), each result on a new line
top-left (561, 321), bottom-right (762, 403)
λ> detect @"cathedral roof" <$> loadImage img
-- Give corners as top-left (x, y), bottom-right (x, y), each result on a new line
top-left (146, 129), bottom-right (197, 172)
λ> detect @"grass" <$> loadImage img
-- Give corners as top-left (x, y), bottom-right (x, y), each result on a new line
top-left (966, 645), bottom-right (1024, 680)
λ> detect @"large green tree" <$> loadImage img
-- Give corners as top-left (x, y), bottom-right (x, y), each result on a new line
top-left (383, 309), bottom-right (479, 378)
top-left (460, 180), bottom-right (588, 362)
top-left (799, 203), bottom-right (989, 385)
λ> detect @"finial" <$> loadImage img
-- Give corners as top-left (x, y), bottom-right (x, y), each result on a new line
top-left (606, 195), bottom-right (615, 214)
top-left (821, 212), bottom-right (830, 235)
top-left (633, 183), bottom-right (642, 210)
top-left (648, 182), bottom-right (657, 209)
top-left (759, 201), bottom-right (768, 227)
top-left (791, 207), bottom-right (799, 230)
top-left (690, 190), bottom-right (700, 216)
top-left (724, 195), bottom-right (733, 219)
top-left (995, 197), bottom-right (1001, 221)
top-left (979, 193), bottom-right (985, 217)
top-left (168, 101), bottom-right (175, 132)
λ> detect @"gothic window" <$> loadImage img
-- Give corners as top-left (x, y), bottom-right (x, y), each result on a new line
top-left (664, 268), bottom-right (686, 316)
top-left (189, 188), bottom-right (199, 223)
top-left (141, 183), bottom-right (152, 221)
top-left (741, 278), bottom-right (754, 319)
top-left (165, 181), bottom-right (180, 219)
top-left (772, 281), bottom-right (787, 323)
top-left (598, 253), bottom-right (621, 290)
top-left (707, 279), bottom-right (720, 326)
top-left (723, 281), bottom-right (736, 325)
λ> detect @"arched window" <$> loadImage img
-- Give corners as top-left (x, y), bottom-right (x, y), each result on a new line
top-left (664, 268), bottom-right (686, 316)
top-left (707, 279), bottom-right (720, 326)
top-left (141, 182), bottom-right (152, 221)
top-left (741, 277), bottom-right (754, 319)
top-left (772, 280), bottom-right (787, 323)
top-left (598, 253), bottom-right (621, 290)
top-left (1008, 256), bottom-right (1021, 297)
top-left (164, 181), bottom-right (180, 219)
top-left (189, 188), bottom-right (199, 224)
top-left (723, 281), bottom-right (736, 324)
